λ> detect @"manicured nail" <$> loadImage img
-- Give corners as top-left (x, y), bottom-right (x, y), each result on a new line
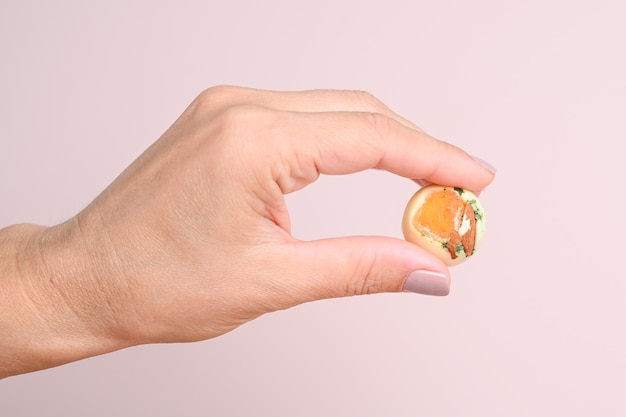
top-left (413, 179), bottom-right (432, 187)
top-left (403, 270), bottom-right (450, 296)
top-left (471, 155), bottom-right (497, 175)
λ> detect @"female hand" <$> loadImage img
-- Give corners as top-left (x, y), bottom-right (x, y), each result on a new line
top-left (0, 86), bottom-right (495, 377)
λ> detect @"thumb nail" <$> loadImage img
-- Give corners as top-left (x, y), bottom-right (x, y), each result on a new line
top-left (403, 270), bottom-right (450, 296)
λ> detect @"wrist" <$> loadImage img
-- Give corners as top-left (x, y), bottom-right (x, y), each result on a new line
top-left (0, 221), bottom-right (132, 378)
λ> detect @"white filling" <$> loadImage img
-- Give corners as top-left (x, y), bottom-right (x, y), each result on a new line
top-left (458, 214), bottom-right (471, 236)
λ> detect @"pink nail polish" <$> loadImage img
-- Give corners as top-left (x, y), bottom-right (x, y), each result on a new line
top-left (413, 179), bottom-right (432, 187)
top-left (403, 270), bottom-right (450, 296)
top-left (471, 155), bottom-right (497, 175)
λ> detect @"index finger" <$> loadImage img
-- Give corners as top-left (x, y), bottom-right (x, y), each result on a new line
top-left (271, 109), bottom-right (495, 194)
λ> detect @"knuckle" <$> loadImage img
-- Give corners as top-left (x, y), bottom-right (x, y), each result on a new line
top-left (190, 85), bottom-right (246, 114)
top-left (199, 84), bottom-right (242, 101)
top-left (346, 271), bottom-right (383, 297)
top-left (213, 104), bottom-right (268, 133)
top-left (343, 252), bottom-right (384, 296)
top-left (350, 89), bottom-right (387, 112)
top-left (210, 105), bottom-right (285, 160)
top-left (350, 89), bottom-right (378, 106)
top-left (204, 105), bottom-right (278, 179)
top-left (363, 111), bottom-right (393, 140)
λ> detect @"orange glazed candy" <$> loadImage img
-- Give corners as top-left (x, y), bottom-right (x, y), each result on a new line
top-left (402, 185), bottom-right (486, 266)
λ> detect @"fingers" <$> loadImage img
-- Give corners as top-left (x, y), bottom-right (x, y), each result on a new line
top-left (281, 236), bottom-right (451, 303)
top-left (194, 86), bottom-right (494, 193)
top-left (269, 109), bottom-right (495, 194)
top-left (195, 85), bottom-right (426, 132)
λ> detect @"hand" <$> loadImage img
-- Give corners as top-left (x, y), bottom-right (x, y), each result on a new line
top-left (0, 86), bottom-right (495, 377)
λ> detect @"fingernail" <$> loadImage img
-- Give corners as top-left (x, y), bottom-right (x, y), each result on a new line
top-left (403, 270), bottom-right (450, 296)
top-left (471, 155), bottom-right (497, 175)
top-left (413, 179), bottom-right (432, 187)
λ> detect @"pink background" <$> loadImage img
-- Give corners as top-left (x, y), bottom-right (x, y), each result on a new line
top-left (2, 1), bottom-right (625, 415)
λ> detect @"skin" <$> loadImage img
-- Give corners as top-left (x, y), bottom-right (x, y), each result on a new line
top-left (0, 86), bottom-right (495, 378)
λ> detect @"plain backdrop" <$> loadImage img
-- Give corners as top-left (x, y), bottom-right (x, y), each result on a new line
top-left (1, 1), bottom-right (625, 416)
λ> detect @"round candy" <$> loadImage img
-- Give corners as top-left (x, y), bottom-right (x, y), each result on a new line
top-left (402, 185), bottom-right (487, 266)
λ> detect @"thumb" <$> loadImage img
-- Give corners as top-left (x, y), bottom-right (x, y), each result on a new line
top-left (289, 236), bottom-right (451, 301)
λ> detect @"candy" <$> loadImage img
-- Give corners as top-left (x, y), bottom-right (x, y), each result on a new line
top-left (402, 185), bottom-right (487, 266)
